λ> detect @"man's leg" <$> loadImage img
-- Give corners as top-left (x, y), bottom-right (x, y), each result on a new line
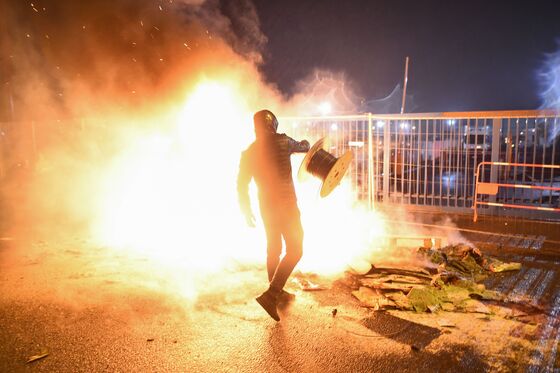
top-left (263, 213), bottom-right (282, 282)
top-left (256, 208), bottom-right (283, 321)
top-left (269, 207), bottom-right (303, 295)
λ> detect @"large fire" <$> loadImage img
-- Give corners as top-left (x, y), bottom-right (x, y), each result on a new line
top-left (88, 79), bottom-right (388, 295)
top-left (2, 0), bottom-right (413, 304)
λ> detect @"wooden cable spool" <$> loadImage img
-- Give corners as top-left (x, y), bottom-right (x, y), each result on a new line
top-left (298, 138), bottom-right (353, 198)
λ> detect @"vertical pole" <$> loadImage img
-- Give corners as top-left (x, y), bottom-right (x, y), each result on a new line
top-left (383, 120), bottom-right (391, 202)
top-left (400, 56), bottom-right (410, 115)
top-left (423, 119), bottom-right (429, 203)
top-left (367, 113), bottom-right (374, 209)
top-left (489, 118), bottom-right (501, 206)
top-left (473, 163), bottom-right (480, 222)
top-left (550, 118), bottom-right (557, 206)
top-left (539, 117), bottom-right (547, 206)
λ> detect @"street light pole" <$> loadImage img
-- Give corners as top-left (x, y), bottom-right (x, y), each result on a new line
top-left (400, 56), bottom-right (410, 114)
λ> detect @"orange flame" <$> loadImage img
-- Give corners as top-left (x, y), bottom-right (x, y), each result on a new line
top-left (90, 79), bottom-right (387, 297)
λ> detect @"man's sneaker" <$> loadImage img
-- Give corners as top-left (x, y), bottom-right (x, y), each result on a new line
top-left (278, 290), bottom-right (296, 304)
top-left (256, 291), bottom-right (280, 321)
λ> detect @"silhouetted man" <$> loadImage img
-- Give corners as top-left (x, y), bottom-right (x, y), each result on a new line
top-left (237, 109), bottom-right (310, 321)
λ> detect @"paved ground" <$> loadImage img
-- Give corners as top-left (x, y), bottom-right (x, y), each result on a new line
top-left (0, 229), bottom-right (559, 372)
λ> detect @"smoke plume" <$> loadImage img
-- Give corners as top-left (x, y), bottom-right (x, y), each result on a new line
top-left (1, 0), bottom-right (268, 120)
top-left (286, 69), bottom-right (364, 115)
top-left (538, 41), bottom-right (560, 143)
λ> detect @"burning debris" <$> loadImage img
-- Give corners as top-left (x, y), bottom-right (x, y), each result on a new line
top-left (351, 244), bottom-right (524, 315)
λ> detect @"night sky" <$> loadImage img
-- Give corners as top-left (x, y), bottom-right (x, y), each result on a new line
top-left (253, 0), bottom-right (560, 113)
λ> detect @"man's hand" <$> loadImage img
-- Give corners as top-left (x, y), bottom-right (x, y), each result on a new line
top-left (244, 212), bottom-right (256, 228)
top-left (290, 138), bottom-right (310, 153)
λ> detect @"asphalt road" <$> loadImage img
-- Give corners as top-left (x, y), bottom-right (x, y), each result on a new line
top-left (0, 236), bottom-right (548, 372)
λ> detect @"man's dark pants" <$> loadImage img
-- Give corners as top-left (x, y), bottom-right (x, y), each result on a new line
top-left (260, 202), bottom-right (303, 295)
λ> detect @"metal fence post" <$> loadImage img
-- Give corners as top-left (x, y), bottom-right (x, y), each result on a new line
top-left (367, 113), bottom-right (374, 208)
top-left (489, 118), bottom-right (501, 205)
top-left (383, 119), bottom-right (391, 202)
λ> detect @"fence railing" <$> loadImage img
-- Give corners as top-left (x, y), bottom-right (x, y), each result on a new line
top-left (473, 162), bottom-right (560, 222)
top-left (284, 110), bottom-right (560, 220)
top-left (1, 110), bottom-right (559, 221)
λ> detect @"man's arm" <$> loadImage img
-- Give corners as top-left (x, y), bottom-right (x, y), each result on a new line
top-left (287, 137), bottom-right (310, 154)
top-left (237, 150), bottom-right (256, 227)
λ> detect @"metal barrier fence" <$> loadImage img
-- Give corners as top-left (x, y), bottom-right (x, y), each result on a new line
top-left (473, 162), bottom-right (560, 222)
top-left (1, 111), bottom-right (559, 221)
top-left (284, 110), bottom-right (560, 220)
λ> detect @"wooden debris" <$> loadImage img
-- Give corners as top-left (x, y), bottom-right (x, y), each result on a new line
top-left (367, 265), bottom-right (433, 279)
top-left (385, 292), bottom-right (413, 311)
top-left (352, 287), bottom-right (397, 309)
top-left (352, 287), bottom-right (381, 308)
top-left (360, 277), bottom-right (426, 292)
top-left (489, 261), bottom-right (522, 273)
top-left (365, 274), bottom-right (427, 284)
top-left (26, 351), bottom-right (49, 364)
top-left (349, 243), bottom-right (529, 319)
top-left (408, 288), bottom-right (442, 313)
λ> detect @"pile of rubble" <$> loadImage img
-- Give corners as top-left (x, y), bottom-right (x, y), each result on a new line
top-left (351, 244), bottom-right (523, 314)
